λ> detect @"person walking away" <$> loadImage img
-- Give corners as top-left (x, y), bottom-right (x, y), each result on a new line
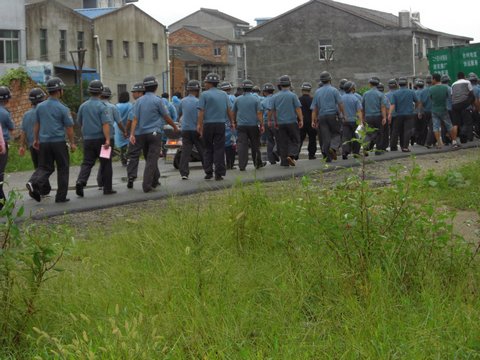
top-left (298, 82), bottom-right (318, 159)
top-left (451, 72), bottom-right (475, 144)
top-left (361, 77), bottom-right (387, 155)
top-left (388, 77), bottom-right (421, 152)
top-left (311, 71), bottom-right (345, 162)
top-left (467, 73), bottom-right (480, 138)
top-left (197, 73), bottom-right (234, 181)
top-left (233, 79), bottom-right (266, 171)
top-left (261, 83), bottom-right (279, 165)
top-left (178, 80), bottom-right (204, 180)
top-left (441, 75), bottom-right (453, 145)
top-left (386, 79), bottom-right (399, 150)
top-left (220, 81), bottom-right (237, 169)
top-left (341, 81), bottom-right (363, 159)
top-left (0, 86), bottom-right (15, 208)
top-left (376, 83), bottom-right (390, 152)
top-left (128, 76), bottom-right (178, 192)
top-left (415, 79), bottom-right (434, 146)
top-left (268, 75), bottom-right (303, 167)
top-left (26, 77), bottom-right (76, 203)
top-left (115, 91), bottom-right (132, 166)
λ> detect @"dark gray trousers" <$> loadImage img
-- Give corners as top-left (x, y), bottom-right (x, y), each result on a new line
top-left (318, 115), bottom-right (341, 159)
top-left (391, 115), bottom-right (414, 149)
top-left (0, 142), bottom-right (8, 202)
top-left (127, 133), bottom-right (162, 192)
top-left (266, 126), bottom-right (279, 164)
top-left (342, 122), bottom-right (360, 155)
top-left (237, 125), bottom-right (263, 170)
top-left (179, 130), bottom-right (204, 177)
top-left (365, 115), bottom-right (383, 151)
top-left (76, 138), bottom-right (112, 192)
top-left (277, 123), bottom-right (300, 166)
top-left (202, 122), bottom-right (226, 177)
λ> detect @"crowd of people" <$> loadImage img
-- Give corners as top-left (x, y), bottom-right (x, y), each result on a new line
top-left (0, 69), bottom-right (479, 205)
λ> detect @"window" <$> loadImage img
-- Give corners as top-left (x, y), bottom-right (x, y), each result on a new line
top-left (117, 84), bottom-right (127, 100)
top-left (236, 45), bottom-right (242, 58)
top-left (59, 30), bottom-right (67, 61)
top-left (0, 30), bottom-right (20, 64)
top-left (237, 69), bottom-right (244, 80)
top-left (228, 45), bottom-right (234, 56)
top-left (318, 39), bottom-right (334, 61)
top-left (40, 29), bottom-right (48, 60)
top-left (137, 42), bottom-right (144, 60)
top-left (422, 38), bottom-right (427, 59)
top-left (152, 43), bottom-right (158, 60)
top-left (83, 0), bottom-right (97, 8)
top-left (108, 0), bottom-right (114, 6)
top-left (414, 37), bottom-right (420, 57)
top-left (213, 47), bottom-right (221, 56)
top-left (77, 31), bottom-right (84, 49)
top-left (106, 39), bottom-right (113, 57)
top-left (123, 41), bottom-right (129, 57)
top-left (429, 39), bottom-right (435, 49)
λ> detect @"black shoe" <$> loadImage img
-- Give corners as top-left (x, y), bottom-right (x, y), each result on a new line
top-left (26, 182), bottom-right (41, 202)
top-left (55, 198), bottom-right (70, 203)
top-left (287, 156), bottom-right (296, 166)
top-left (255, 162), bottom-right (267, 169)
top-left (103, 190), bottom-right (117, 195)
top-left (309, 155), bottom-right (317, 160)
top-left (374, 151), bottom-right (383, 156)
top-left (75, 183), bottom-right (84, 197)
top-left (152, 181), bottom-right (161, 189)
top-left (239, 168), bottom-right (246, 171)
top-left (215, 175), bottom-right (224, 181)
top-left (342, 154), bottom-right (348, 160)
top-left (127, 178), bottom-right (134, 189)
top-left (204, 174), bottom-right (213, 180)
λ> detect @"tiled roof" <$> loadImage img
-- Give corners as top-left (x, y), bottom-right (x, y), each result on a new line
top-left (178, 26), bottom-right (229, 42)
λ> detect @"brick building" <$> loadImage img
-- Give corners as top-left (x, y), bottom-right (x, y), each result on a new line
top-left (4, 77), bottom-right (39, 135)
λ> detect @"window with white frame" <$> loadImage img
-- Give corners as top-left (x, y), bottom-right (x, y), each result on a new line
top-left (213, 47), bottom-right (221, 56)
top-left (138, 42), bottom-right (144, 60)
top-left (236, 45), bottom-right (242, 58)
top-left (0, 30), bottom-right (20, 64)
top-left (152, 43), bottom-right (158, 60)
top-left (422, 38), bottom-right (427, 59)
top-left (40, 29), bottom-right (48, 60)
top-left (106, 40), bottom-right (113, 57)
top-left (123, 41), bottom-right (129, 58)
top-left (59, 30), bottom-right (67, 61)
top-left (318, 39), bottom-right (334, 61)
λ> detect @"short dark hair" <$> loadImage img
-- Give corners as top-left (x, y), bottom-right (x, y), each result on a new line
top-left (161, 92), bottom-right (169, 99)
top-left (145, 85), bottom-right (158, 93)
top-left (457, 72), bottom-right (465, 79)
top-left (432, 73), bottom-right (441, 82)
top-left (118, 91), bottom-right (130, 103)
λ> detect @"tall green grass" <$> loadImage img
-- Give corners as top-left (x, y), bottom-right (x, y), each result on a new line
top-left (4, 164), bottom-right (480, 359)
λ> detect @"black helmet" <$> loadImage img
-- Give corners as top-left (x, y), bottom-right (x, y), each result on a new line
top-left (204, 73), bottom-right (220, 84)
top-left (102, 86), bottom-right (112, 99)
top-left (398, 77), bottom-right (408, 86)
top-left (441, 74), bottom-right (451, 84)
top-left (131, 82), bottom-right (145, 92)
top-left (339, 78), bottom-right (348, 90)
top-left (88, 80), bottom-right (104, 94)
top-left (468, 72), bottom-right (478, 82)
top-left (29, 88), bottom-right (46, 104)
top-left (415, 78), bottom-right (425, 87)
top-left (278, 75), bottom-right (291, 86)
top-left (0, 86), bottom-right (11, 100)
top-left (425, 75), bottom-right (433, 84)
top-left (187, 80), bottom-right (201, 91)
top-left (262, 83), bottom-right (275, 92)
top-left (369, 77), bottom-right (380, 86)
top-left (343, 81), bottom-right (355, 93)
top-left (388, 79), bottom-right (398, 88)
top-left (143, 75), bottom-right (158, 87)
top-left (320, 71), bottom-right (332, 83)
top-left (241, 79), bottom-right (254, 90)
top-left (219, 81), bottom-right (232, 91)
top-left (301, 82), bottom-right (312, 91)
top-left (46, 77), bottom-right (65, 93)
top-left (377, 83), bottom-right (385, 92)
top-left (252, 85), bottom-right (261, 93)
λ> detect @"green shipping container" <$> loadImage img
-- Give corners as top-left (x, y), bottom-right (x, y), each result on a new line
top-left (428, 43), bottom-right (480, 78)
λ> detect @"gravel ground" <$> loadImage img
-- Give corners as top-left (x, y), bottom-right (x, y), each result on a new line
top-left (35, 148), bottom-right (480, 240)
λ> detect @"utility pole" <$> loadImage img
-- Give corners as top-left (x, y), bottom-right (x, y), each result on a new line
top-left (70, 48), bottom-right (87, 104)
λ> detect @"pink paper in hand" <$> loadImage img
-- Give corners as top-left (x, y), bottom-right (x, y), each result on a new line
top-left (100, 146), bottom-right (112, 159)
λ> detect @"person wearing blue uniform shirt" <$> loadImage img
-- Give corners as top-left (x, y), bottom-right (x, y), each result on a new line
top-left (269, 75), bottom-right (303, 167)
top-left (298, 82), bottom-right (318, 160)
top-left (26, 77), bottom-right (76, 203)
top-left (468, 73), bottom-right (480, 138)
top-left (385, 79), bottom-right (399, 151)
top-left (311, 71), bottom-right (344, 163)
top-left (114, 91), bottom-right (132, 166)
top-left (96, 86), bottom-right (127, 189)
top-left (0, 86), bottom-right (15, 207)
top-left (197, 73), bottom-right (234, 181)
top-left (388, 77), bottom-right (421, 152)
top-left (128, 76), bottom-right (178, 192)
top-left (75, 80), bottom-right (115, 197)
top-left (220, 81), bottom-right (237, 169)
top-left (341, 81), bottom-right (363, 159)
top-left (376, 83), bottom-right (391, 152)
top-left (233, 79), bottom-right (265, 171)
top-left (19, 88), bottom-right (45, 170)
top-left (338, 79), bottom-right (348, 96)
top-left (261, 83), bottom-right (279, 165)
top-left (178, 80), bottom-right (204, 179)
top-left (414, 79), bottom-right (433, 147)
top-left (361, 77), bottom-right (387, 155)
top-left (161, 93), bottom-right (178, 157)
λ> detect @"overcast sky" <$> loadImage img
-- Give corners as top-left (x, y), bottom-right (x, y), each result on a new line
top-left (135, 0), bottom-right (479, 42)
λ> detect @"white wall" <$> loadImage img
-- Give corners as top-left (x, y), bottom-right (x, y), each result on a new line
top-left (0, 0), bottom-right (26, 75)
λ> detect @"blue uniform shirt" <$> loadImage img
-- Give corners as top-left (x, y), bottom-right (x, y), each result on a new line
top-left (198, 87), bottom-right (230, 124)
top-left (233, 93), bottom-right (261, 126)
top-left (418, 88), bottom-right (432, 112)
top-left (311, 84), bottom-right (343, 117)
top-left (341, 93), bottom-right (362, 123)
top-left (386, 91), bottom-right (396, 116)
top-left (35, 98), bottom-right (74, 143)
top-left (271, 89), bottom-right (301, 125)
top-left (104, 101), bottom-right (121, 139)
top-left (115, 102), bottom-right (132, 148)
top-left (179, 95), bottom-right (199, 131)
top-left (391, 87), bottom-right (419, 116)
top-left (0, 105), bottom-right (15, 142)
top-left (261, 95), bottom-right (274, 122)
top-left (228, 94), bottom-right (236, 108)
top-left (163, 98), bottom-right (178, 121)
top-left (77, 97), bottom-right (111, 140)
top-left (21, 107), bottom-right (37, 147)
top-left (446, 86), bottom-right (452, 111)
top-left (134, 92), bottom-right (169, 135)
top-left (362, 88), bottom-right (387, 117)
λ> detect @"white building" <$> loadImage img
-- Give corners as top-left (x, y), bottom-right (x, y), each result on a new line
top-left (0, 0), bottom-right (27, 75)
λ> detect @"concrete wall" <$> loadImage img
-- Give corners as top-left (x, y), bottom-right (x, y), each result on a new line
top-left (0, 0), bottom-right (27, 75)
top-left (26, 0), bottom-right (83, 8)
top-left (169, 12), bottom-right (239, 41)
top-left (93, 5), bottom-right (168, 99)
top-left (244, 1), bottom-right (416, 89)
top-left (26, 0), bottom-right (95, 72)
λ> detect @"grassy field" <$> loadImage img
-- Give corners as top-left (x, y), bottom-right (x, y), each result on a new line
top-left (2, 158), bottom-right (480, 359)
